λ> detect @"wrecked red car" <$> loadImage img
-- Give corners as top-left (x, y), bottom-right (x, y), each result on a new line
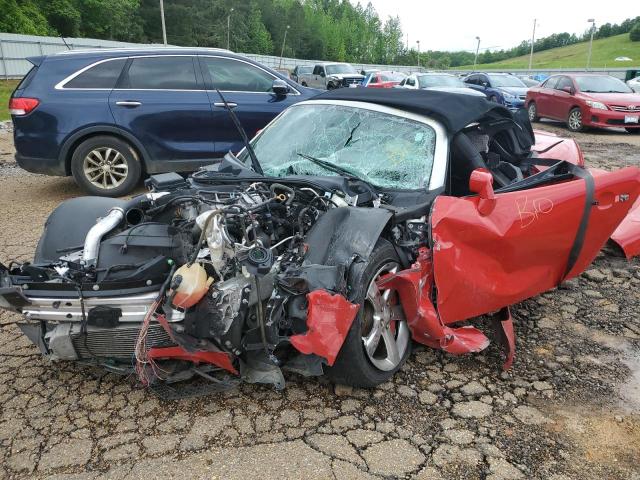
top-left (1, 89), bottom-right (639, 396)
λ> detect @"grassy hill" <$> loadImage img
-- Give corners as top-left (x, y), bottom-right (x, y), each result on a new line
top-left (456, 34), bottom-right (640, 70)
top-left (0, 80), bottom-right (19, 121)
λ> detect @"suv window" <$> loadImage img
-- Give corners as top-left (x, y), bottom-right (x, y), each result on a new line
top-left (542, 76), bottom-right (559, 89)
top-left (465, 75), bottom-right (477, 85)
top-left (124, 56), bottom-right (198, 90)
top-left (406, 77), bottom-right (415, 86)
top-left (65, 58), bottom-right (126, 89)
top-left (201, 57), bottom-right (275, 92)
top-left (555, 76), bottom-right (573, 91)
top-left (313, 65), bottom-right (324, 75)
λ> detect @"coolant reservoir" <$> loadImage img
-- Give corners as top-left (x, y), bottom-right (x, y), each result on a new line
top-left (171, 263), bottom-right (213, 309)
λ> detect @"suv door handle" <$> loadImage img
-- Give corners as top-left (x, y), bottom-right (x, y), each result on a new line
top-left (213, 102), bottom-right (238, 108)
top-left (115, 101), bottom-right (142, 107)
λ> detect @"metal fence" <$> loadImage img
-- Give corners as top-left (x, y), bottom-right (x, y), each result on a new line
top-left (1, 32), bottom-right (638, 80)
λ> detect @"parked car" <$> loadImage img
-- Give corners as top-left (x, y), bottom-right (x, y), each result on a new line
top-left (464, 72), bottom-right (529, 109)
top-left (297, 63), bottom-right (364, 89)
top-left (291, 65), bottom-right (313, 83)
top-left (361, 71), bottom-right (406, 88)
top-left (2, 89), bottom-right (638, 394)
top-left (8, 47), bottom-right (317, 197)
top-left (525, 74), bottom-right (640, 133)
top-left (398, 73), bottom-right (485, 97)
top-left (361, 68), bottom-right (380, 76)
top-left (516, 75), bottom-right (540, 87)
top-left (628, 76), bottom-right (640, 93)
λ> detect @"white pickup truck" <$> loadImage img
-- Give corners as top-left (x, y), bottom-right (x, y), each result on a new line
top-left (298, 63), bottom-right (364, 90)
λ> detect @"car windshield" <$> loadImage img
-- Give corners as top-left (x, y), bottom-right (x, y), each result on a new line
top-left (487, 75), bottom-right (526, 87)
top-left (298, 66), bottom-right (312, 74)
top-left (380, 72), bottom-right (406, 82)
top-left (575, 76), bottom-right (632, 93)
top-left (326, 64), bottom-right (357, 75)
top-left (239, 104), bottom-right (437, 190)
top-left (418, 74), bottom-right (463, 88)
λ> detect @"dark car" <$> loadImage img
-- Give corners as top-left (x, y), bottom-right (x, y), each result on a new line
top-left (464, 72), bottom-right (529, 109)
top-left (9, 47), bottom-right (317, 196)
top-left (525, 74), bottom-right (640, 133)
top-left (2, 89), bottom-right (638, 395)
top-left (291, 65), bottom-right (313, 83)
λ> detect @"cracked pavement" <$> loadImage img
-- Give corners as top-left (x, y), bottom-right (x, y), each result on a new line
top-left (0, 121), bottom-right (639, 479)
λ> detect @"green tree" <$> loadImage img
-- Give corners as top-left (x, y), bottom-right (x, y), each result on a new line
top-left (246, 3), bottom-right (273, 54)
top-left (0, 0), bottom-right (51, 35)
top-left (40, 0), bottom-right (81, 37)
top-left (631, 23), bottom-right (640, 42)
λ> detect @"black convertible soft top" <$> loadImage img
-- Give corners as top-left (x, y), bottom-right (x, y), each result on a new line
top-left (314, 88), bottom-right (512, 135)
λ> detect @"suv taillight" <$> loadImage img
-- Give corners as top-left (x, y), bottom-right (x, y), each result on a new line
top-left (9, 97), bottom-right (39, 116)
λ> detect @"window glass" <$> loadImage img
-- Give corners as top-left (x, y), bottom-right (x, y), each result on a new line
top-left (66, 59), bottom-right (126, 89)
top-left (418, 74), bottom-right (464, 88)
top-left (325, 64), bottom-right (357, 75)
top-left (542, 77), bottom-right (559, 89)
top-left (202, 57), bottom-right (274, 92)
top-left (17, 65), bottom-right (38, 90)
top-left (406, 77), bottom-right (415, 86)
top-left (574, 75), bottom-right (632, 93)
top-left (240, 104), bottom-right (438, 190)
top-left (465, 75), bottom-right (477, 85)
top-left (486, 75), bottom-right (526, 87)
top-left (125, 57), bottom-right (197, 89)
top-left (555, 77), bottom-right (573, 91)
top-left (380, 73), bottom-right (405, 82)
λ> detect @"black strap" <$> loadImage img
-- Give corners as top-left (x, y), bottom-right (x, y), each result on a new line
top-left (518, 157), bottom-right (595, 280)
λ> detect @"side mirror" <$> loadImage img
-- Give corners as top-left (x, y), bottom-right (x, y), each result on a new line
top-left (469, 169), bottom-right (496, 215)
top-left (272, 79), bottom-right (290, 96)
top-left (561, 85), bottom-right (574, 95)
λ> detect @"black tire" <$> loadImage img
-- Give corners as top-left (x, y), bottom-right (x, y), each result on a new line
top-left (527, 102), bottom-right (539, 122)
top-left (567, 107), bottom-right (584, 132)
top-left (625, 127), bottom-right (640, 134)
top-left (71, 135), bottom-right (142, 197)
top-left (326, 239), bottom-right (411, 388)
top-left (301, 81), bottom-right (308, 87)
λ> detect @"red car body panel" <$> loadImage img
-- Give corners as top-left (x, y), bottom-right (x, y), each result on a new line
top-left (430, 167), bottom-right (640, 323)
top-left (147, 346), bottom-right (238, 375)
top-left (526, 74), bottom-right (640, 130)
top-left (289, 290), bottom-right (359, 366)
top-left (532, 130), bottom-right (584, 167)
top-left (611, 198), bottom-right (640, 259)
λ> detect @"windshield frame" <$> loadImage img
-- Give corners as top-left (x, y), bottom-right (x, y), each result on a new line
top-left (237, 99), bottom-right (449, 192)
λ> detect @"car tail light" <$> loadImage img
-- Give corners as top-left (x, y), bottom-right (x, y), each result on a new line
top-left (9, 97), bottom-right (39, 116)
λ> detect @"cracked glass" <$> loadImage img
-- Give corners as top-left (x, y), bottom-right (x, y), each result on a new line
top-left (245, 104), bottom-right (437, 190)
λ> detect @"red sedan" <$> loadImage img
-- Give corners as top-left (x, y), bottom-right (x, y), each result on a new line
top-left (362, 71), bottom-right (406, 88)
top-left (525, 74), bottom-right (640, 133)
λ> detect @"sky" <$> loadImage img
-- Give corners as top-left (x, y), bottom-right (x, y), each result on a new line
top-left (354, 1), bottom-right (639, 52)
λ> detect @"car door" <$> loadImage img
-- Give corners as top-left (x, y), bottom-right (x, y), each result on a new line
top-left (552, 76), bottom-right (576, 120)
top-left (311, 65), bottom-right (326, 89)
top-left (199, 55), bottom-right (301, 155)
top-left (109, 55), bottom-right (216, 172)
top-left (429, 168), bottom-right (640, 323)
top-left (535, 76), bottom-right (558, 117)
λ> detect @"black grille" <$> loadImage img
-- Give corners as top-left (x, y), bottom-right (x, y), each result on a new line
top-left (342, 77), bottom-right (362, 86)
top-left (71, 324), bottom-right (174, 359)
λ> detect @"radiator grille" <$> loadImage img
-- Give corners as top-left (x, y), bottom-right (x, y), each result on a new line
top-left (71, 324), bottom-right (174, 359)
top-left (610, 105), bottom-right (640, 113)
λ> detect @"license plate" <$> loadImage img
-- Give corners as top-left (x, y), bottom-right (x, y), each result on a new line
top-left (625, 115), bottom-right (639, 124)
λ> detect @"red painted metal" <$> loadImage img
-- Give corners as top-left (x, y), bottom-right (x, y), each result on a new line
top-left (289, 290), bottom-right (360, 366)
top-left (611, 197), bottom-right (640, 259)
top-left (431, 167), bottom-right (640, 323)
top-left (533, 130), bottom-right (584, 167)
top-left (147, 346), bottom-right (238, 375)
top-left (377, 248), bottom-right (490, 355)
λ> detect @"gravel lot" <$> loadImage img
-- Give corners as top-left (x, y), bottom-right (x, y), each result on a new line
top-left (0, 120), bottom-right (639, 480)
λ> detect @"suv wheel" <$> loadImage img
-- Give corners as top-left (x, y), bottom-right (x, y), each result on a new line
top-left (567, 108), bottom-right (584, 132)
top-left (326, 240), bottom-right (411, 388)
top-left (71, 136), bottom-right (142, 197)
top-left (528, 102), bottom-right (539, 122)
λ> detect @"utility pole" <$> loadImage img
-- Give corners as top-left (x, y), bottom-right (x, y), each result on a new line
top-left (159, 0), bottom-right (167, 45)
top-left (528, 19), bottom-right (537, 71)
top-left (279, 25), bottom-right (290, 68)
top-left (416, 40), bottom-right (420, 70)
top-left (473, 36), bottom-right (481, 71)
top-left (586, 18), bottom-right (596, 70)
top-left (227, 8), bottom-right (234, 50)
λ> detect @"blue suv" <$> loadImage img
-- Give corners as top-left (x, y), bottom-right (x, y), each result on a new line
top-left (463, 72), bottom-right (529, 110)
top-left (9, 48), bottom-right (316, 196)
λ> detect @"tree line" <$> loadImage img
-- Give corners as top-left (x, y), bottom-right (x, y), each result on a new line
top-left (0, 1), bottom-right (638, 68)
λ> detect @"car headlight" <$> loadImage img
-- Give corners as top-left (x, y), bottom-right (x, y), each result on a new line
top-left (585, 100), bottom-right (608, 110)
top-left (501, 91), bottom-right (516, 100)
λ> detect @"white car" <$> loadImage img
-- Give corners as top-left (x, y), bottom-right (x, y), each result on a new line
top-left (628, 76), bottom-right (640, 93)
top-left (398, 73), bottom-right (486, 97)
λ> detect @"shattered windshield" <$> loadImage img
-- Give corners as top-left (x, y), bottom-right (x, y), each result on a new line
top-left (240, 104), bottom-right (437, 190)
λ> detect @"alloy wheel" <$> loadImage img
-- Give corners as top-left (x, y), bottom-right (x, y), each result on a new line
top-left (361, 262), bottom-right (410, 372)
top-left (568, 110), bottom-right (582, 131)
top-left (528, 104), bottom-right (537, 121)
top-left (82, 147), bottom-right (129, 190)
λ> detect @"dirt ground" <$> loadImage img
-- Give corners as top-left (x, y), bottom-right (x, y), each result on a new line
top-left (0, 120), bottom-right (639, 480)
